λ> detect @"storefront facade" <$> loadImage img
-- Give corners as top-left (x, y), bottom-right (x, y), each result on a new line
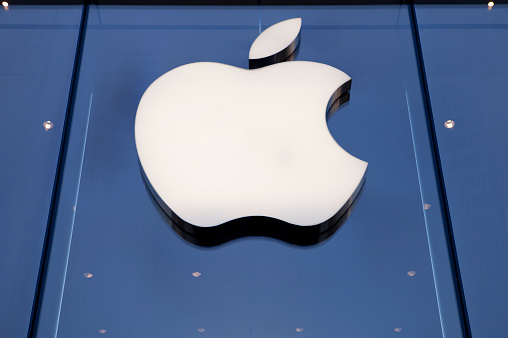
top-left (1, 2), bottom-right (507, 337)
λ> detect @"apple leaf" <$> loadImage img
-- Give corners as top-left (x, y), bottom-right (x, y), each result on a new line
top-left (249, 18), bottom-right (302, 69)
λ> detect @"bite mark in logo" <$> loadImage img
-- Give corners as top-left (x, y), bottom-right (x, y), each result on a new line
top-left (135, 18), bottom-right (367, 246)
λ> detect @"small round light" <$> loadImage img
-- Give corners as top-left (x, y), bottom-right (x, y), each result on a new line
top-left (488, 1), bottom-right (494, 7)
top-left (394, 327), bottom-right (402, 332)
top-left (407, 271), bottom-right (416, 277)
top-left (43, 121), bottom-right (54, 130)
top-left (424, 203), bottom-right (431, 210)
top-left (2, 2), bottom-right (8, 7)
top-left (84, 272), bottom-right (93, 278)
top-left (192, 272), bottom-right (202, 278)
top-left (98, 329), bottom-right (107, 334)
top-left (444, 120), bottom-right (455, 129)
top-left (197, 328), bottom-right (206, 333)
top-left (296, 327), bottom-right (304, 332)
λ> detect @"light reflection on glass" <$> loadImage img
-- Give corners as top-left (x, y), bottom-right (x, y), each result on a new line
top-left (394, 327), bottom-right (402, 332)
top-left (296, 327), bottom-right (304, 332)
top-left (197, 328), bottom-right (206, 333)
top-left (192, 271), bottom-right (202, 278)
top-left (407, 271), bottom-right (416, 277)
top-left (424, 203), bottom-right (431, 210)
top-left (98, 329), bottom-right (106, 334)
top-left (488, 1), bottom-right (494, 9)
top-left (2, 1), bottom-right (8, 10)
top-left (83, 272), bottom-right (93, 278)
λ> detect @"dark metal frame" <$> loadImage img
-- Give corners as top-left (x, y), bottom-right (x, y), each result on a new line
top-left (27, 5), bottom-right (90, 338)
top-left (6, 0), bottom-right (508, 5)
top-left (408, 5), bottom-right (472, 337)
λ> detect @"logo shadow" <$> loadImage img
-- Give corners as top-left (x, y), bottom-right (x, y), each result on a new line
top-left (141, 164), bottom-right (365, 247)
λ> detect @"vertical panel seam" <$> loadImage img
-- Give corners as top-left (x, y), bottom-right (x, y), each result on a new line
top-left (407, 4), bottom-right (472, 338)
top-left (27, 4), bottom-right (89, 338)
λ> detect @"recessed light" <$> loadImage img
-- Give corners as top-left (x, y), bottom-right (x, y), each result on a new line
top-left (488, 1), bottom-right (494, 8)
top-left (444, 120), bottom-right (455, 129)
top-left (2, 1), bottom-right (8, 8)
top-left (43, 121), bottom-right (54, 130)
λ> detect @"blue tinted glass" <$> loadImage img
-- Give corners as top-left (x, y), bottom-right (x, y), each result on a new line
top-left (0, 5), bottom-right (81, 336)
top-left (37, 5), bottom-right (455, 337)
top-left (416, 5), bottom-right (508, 337)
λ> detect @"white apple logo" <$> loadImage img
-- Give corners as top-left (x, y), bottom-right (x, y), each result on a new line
top-left (135, 18), bottom-right (367, 245)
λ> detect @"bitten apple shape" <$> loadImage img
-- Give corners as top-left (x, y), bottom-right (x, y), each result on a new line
top-left (135, 18), bottom-right (367, 241)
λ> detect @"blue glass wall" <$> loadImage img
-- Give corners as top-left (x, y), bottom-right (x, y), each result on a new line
top-left (39, 5), bottom-right (445, 337)
top-left (416, 5), bottom-right (508, 337)
top-left (0, 6), bottom-right (81, 337)
top-left (1, 3), bottom-right (507, 337)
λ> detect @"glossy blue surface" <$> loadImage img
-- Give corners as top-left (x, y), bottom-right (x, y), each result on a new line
top-left (11, 4), bottom-right (508, 337)
top-left (0, 6), bottom-right (81, 337)
top-left (34, 5), bottom-right (448, 337)
top-left (416, 5), bottom-right (508, 337)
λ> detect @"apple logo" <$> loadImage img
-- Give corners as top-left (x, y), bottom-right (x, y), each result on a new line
top-left (136, 18), bottom-right (367, 246)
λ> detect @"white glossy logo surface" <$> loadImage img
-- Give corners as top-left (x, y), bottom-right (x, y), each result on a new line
top-left (135, 18), bottom-right (367, 233)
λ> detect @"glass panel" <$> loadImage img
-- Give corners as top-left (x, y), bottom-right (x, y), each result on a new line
top-left (416, 5), bottom-right (508, 337)
top-left (39, 5), bottom-right (455, 337)
top-left (0, 5), bottom-right (81, 336)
